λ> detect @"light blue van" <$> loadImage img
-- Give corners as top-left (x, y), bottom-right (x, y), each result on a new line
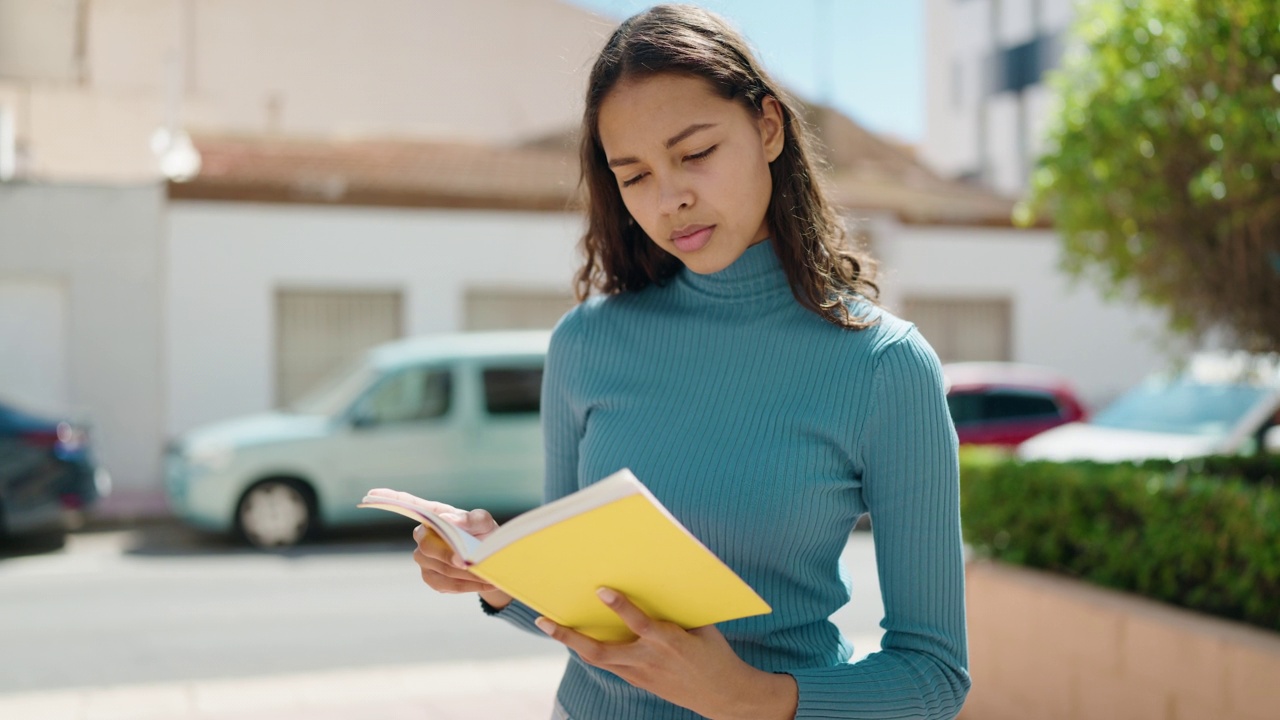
top-left (165, 331), bottom-right (549, 547)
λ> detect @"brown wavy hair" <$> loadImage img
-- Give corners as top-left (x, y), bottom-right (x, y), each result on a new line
top-left (574, 4), bottom-right (879, 329)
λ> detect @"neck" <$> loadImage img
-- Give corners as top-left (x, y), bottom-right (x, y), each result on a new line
top-left (675, 239), bottom-right (791, 302)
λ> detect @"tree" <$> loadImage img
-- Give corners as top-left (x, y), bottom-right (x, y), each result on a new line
top-left (1026, 0), bottom-right (1280, 352)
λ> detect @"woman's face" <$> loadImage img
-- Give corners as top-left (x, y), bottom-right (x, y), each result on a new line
top-left (597, 73), bottom-right (785, 275)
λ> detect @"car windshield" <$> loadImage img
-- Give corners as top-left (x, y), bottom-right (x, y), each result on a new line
top-left (287, 361), bottom-right (378, 417)
top-left (1091, 378), bottom-right (1269, 437)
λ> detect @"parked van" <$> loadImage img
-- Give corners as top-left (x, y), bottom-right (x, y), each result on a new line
top-left (165, 331), bottom-right (550, 547)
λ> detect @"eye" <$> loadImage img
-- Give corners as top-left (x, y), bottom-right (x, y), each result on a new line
top-left (684, 145), bottom-right (718, 162)
top-left (621, 172), bottom-right (648, 188)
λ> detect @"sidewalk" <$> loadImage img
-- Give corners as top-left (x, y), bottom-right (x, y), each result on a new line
top-left (0, 655), bottom-right (567, 720)
top-left (0, 636), bottom-right (885, 720)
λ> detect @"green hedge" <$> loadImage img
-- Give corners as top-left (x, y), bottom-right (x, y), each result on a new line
top-left (959, 449), bottom-right (1280, 632)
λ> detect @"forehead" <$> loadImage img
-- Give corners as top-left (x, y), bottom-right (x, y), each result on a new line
top-left (597, 74), bottom-right (743, 150)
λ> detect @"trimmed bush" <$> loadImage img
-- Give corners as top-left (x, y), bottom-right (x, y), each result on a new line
top-left (960, 449), bottom-right (1280, 632)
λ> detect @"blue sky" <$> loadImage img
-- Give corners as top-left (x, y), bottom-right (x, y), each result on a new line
top-left (563, 0), bottom-right (923, 143)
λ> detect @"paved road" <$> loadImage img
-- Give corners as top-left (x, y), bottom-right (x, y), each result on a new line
top-left (0, 521), bottom-right (885, 695)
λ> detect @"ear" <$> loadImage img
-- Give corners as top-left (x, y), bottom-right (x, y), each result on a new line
top-left (757, 95), bottom-right (785, 163)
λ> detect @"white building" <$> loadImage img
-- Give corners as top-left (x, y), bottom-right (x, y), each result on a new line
top-left (0, 0), bottom-right (607, 182)
top-left (0, 182), bottom-right (167, 513)
top-left (922, 0), bottom-right (1076, 196)
top-left (1, 0), bottom-right (1173, 518)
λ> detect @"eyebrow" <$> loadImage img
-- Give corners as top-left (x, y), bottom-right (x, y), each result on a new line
top-left (606, 123), bottom-right (718, 168)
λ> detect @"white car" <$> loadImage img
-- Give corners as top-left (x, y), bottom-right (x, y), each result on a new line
top-left (1018, 352), bottom-right (1280, 463)
top-left (165, 331), bottom-right (550, 547)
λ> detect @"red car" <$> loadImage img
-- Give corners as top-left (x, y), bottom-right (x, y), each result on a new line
top-left (942, 362), bottom-right (1088, 447)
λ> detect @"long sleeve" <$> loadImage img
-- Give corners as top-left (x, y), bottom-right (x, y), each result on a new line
top-left (471, 240), bottom-right (970, 719)
top-left (787, 328), bottom-right (970, 719)
top-left (485, 304), bottom-right (588, 635)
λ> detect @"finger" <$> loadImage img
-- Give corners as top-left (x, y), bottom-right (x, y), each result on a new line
top-left (365, 488), bottom-right (466, 518)
top-left (595, 587), bottom-right (663, 640)
top-left (458, 507), bottom-right (499, 534)
top-left (534, 617), bottom-right (619, 668)
top-left (421, 572), bottom-right (496, 594)
top-left (413, 548), bottom-right (487, 582)
top-left (413, 551), bottom-right (496, 593)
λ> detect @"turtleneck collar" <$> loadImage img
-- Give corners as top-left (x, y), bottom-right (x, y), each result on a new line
top-left (674, 239), bottom-right (792, 302)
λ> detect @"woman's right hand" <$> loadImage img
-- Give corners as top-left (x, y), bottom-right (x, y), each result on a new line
top-left (363, 488), bottom-right (512, 608)
top-left (401, 501), bottom-right (513, 609)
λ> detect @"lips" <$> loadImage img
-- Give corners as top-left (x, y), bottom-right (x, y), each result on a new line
top-left (670, 224), bottom-right (715, 253)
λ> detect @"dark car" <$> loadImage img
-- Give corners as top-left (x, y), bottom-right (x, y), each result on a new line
top-left (942, 362), bottom-right (1088, 448)
top-left (0, 398), bottom-right (109, 541)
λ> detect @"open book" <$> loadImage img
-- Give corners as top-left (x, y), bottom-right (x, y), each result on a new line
top-left (358, 468), bottom-right (771, 641)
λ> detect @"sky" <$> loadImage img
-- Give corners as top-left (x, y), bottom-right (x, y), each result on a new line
top-left (563, 0), bottom-right (923, 143)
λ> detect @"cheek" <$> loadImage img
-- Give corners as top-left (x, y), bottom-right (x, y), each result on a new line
top-left (734, 155), bottom-right (774, 219)
top-left (618, 191), bottom-right (662, 240)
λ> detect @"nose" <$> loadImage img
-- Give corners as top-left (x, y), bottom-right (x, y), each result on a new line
top-left (657, 174), bottom-right (694, 216)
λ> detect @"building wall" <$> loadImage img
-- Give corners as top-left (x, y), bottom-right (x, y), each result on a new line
top-left (0, 182), bottom-right (166, 509)
top-left (923, 0), bottom-right (1076, 195)
top-left (0, 0), bottom-right (608, 182)
top-left (166, 201), bottom-right (583, 436)
top-left (875, 220), bottom-right (1176, 409)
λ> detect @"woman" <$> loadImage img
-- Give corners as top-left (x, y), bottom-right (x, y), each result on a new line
top-left (403, 5), bottom-right (969, 718)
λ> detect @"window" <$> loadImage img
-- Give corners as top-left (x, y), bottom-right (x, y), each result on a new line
top-left (998, 38), bottom-right (1043, 93)
top-left (483, 367), bottom-right (543, 415)
top-left (946, 393), bottom-right (986, 426)
top-left (948, 389), bottom-right (1062, 427)
top-left (356, 368), bottom-right (451, 425)
top-left (994, 33), bottom-right (1064, 95)
top-left (984, 391), bottom-right (1061, 421)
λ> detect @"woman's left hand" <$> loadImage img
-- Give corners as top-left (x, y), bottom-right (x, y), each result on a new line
top-left (534, 588), bottom-right (798, 720)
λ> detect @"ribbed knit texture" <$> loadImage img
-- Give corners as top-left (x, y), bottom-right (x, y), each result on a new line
top-left (491, 240), bottom-right (970, 719)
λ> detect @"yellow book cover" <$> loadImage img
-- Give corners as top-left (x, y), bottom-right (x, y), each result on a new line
top-left (358, 468), bottom-right (771, 641)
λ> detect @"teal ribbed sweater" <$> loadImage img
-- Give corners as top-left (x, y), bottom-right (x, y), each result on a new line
top-left (492, 240), bottom-right (970, 719)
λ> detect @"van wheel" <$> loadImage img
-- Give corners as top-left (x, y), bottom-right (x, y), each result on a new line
top-left (236, 479), bottom-right (316, 548)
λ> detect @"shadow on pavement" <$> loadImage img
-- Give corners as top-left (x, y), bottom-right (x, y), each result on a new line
top-left (0, 530), bottom-right (68, 559)
top-left (117, 518), bottom-right (420, 558)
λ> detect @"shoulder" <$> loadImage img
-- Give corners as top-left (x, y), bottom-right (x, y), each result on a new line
top-left (855, 303), bottom-right (947, 392)
top-left (841, 301), bottom-right (944, 380)
top-left (546, 292), bottom-right (636, 357)
top-left (549, 285), bottom-right (674, 344)
top-left (548, 293), bottom-right (617, 339)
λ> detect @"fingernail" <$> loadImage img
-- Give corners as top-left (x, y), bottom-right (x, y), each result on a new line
top-left (413, 525), bottom-right (425, 540)
top-left (450, 554), bottom-right (465, 568)
top-left (596, 587), bottom-right (618, 604)
top-left (535, 618), bottom-right (555, 635)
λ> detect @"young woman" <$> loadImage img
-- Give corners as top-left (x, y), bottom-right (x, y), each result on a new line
top-left (398, 5), bottom-right (969, 718)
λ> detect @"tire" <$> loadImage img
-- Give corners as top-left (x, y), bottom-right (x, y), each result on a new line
top-left (235, 478), bottom-right (317, 548)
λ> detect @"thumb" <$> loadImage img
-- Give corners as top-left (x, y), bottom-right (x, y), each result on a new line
top-left (457, 508), bottom-right (498, 534)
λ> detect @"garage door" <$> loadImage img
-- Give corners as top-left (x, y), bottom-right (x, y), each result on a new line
top-left (275, 289), bottom-right (403, 407)
top-left (901, 296), bottom-right (1012, 363)
top-left (463, 288), bottom-right (576, 331)
top-left (0, 278), bottom-right (69, 413)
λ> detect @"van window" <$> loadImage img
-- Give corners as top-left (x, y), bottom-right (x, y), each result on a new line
top-left (358, 368), bottom-right (451, 425)
top-left (483, 367), bottom-right (543, 415)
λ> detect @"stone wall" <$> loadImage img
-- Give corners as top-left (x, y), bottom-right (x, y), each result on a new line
top-left (961, 560), bottom-right (1280, 720)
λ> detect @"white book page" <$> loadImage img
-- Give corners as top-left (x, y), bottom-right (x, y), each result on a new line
top-left (470, 468), bottom-right (646, 564)
top-left (356, 497), bottom-right (484, 560)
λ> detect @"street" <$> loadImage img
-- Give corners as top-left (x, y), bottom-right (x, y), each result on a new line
top-left (0, 522), bottom-right (886, 695)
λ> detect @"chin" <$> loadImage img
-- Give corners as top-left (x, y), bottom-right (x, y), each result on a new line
top-left (675, 252), bottom-right (733, 275)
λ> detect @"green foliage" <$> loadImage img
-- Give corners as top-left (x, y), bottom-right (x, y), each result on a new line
top-left (1029, 0), bottom-right (1280, 351)
top-left (960, 450), bottom-right (1280, 632)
